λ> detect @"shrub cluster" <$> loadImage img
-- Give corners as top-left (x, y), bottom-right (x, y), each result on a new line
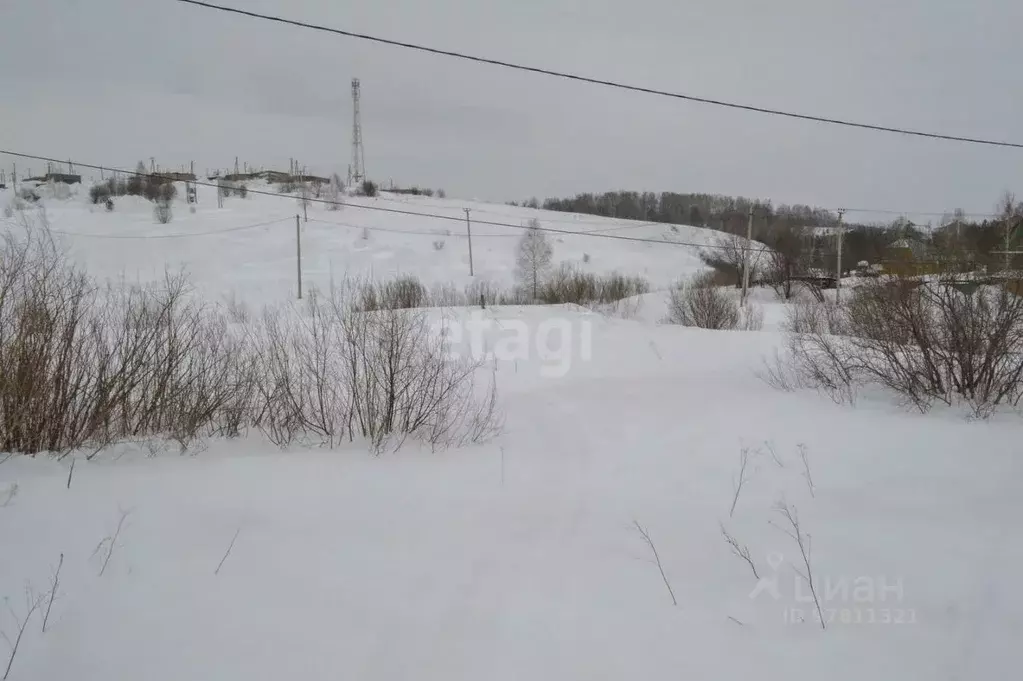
top-left (780, 275), bottom-right (1023, 415)
top-left (0, 230), bottom-right (501, 455)
top-left (537, 264), bottom-right (650, 306)
top-left (665, 272), bottom-right (763, 330)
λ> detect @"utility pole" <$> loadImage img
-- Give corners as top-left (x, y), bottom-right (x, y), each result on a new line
top-left (465, 208), bottom-right (474, 276)
top-left (296, 215), bottom-right (303, 299)
top-left (1004, 213), bottom-right (1017, 273)
top-left (836, 209), bottom-right (846, 303)
top-left (741, 205), bottom-right (753, 307)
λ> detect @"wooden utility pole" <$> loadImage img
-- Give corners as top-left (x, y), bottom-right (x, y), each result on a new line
top-left (296, 215), bottom-right (303, 299)
top-left (741, 205), bottom-right (753, 307)
top-left (465, 208), bottom-right (474, 276)
top-left (836, 209), bottom-right (846, 303)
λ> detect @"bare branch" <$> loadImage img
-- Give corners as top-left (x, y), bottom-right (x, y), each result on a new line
top-left (41, 554), bottom-right (63, 633)
top-left (214, 527), bottom-right (242, 576)
top-left (729, 447), bottom-right (752, 518)
top-left (772, 502), bottom-right (825, 630)
top-left (763, 441), bottom-right (784, 468)
top-left (99, 508), bottom-right (131, 577)
top-left (798, 444), bottom-right (815, 498)
top-left (719, 523), bottom-right (759, 579)
top-left (2, 589), bottom-right (44, 680)
top-left (633, 520), bottom-right (677, 606)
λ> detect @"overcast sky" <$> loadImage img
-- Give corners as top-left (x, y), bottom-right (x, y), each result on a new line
top-left (2, 0), bottom-right (1022, 222)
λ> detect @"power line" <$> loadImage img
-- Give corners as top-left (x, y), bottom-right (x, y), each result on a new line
top-left (174, 0), bottom-right (1023, 150)
top-left (0, 149), bottom-right (774, 252)
top-left (31, 216), bottom-right (290, 240)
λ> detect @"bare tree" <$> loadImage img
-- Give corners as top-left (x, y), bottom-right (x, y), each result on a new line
top-left (515, 219), bottom-right (553, 300)
top-left (327, 174), bottom-right (344, 211)
top-left (763, 223), bottom-right (810, 300)
top-left (700, 233), bottom-right (762, 288)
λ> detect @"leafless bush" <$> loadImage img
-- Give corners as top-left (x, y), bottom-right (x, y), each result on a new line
top-left (0, 230), bottom-right (497, 457)
top-left (739, 302), bottom-right (765, 331)
top-left (781, 276), bottom-right (1023, 415)
top-left (153, 199), bottom-right (173, 224)
top-left (0, 231), bottom-right (256, 455)
top-left (665, 273), bottom-right (740, 329)
top-left (465, 279), bottom-right (503, 307)
top-left (251, 286), bottom-right (501, 451)
top-left (784, 299), bottom-right (845, 336)
top-left (538, 264), bottom-right (649, 306)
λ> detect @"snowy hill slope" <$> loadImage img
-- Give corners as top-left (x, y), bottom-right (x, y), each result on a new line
top-left (1, 182), bottom-right (731, 306)
top-left (1, 183), bottom-right (1020, 680)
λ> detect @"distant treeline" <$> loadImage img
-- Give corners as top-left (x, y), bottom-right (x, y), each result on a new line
top-left (527, 190), bottom-right (1023, 273)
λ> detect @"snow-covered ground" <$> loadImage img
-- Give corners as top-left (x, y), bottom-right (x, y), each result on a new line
top-left (1, 181), bottom-right (724, 306)
top-left (1, 184), bottom-right (1021, 680)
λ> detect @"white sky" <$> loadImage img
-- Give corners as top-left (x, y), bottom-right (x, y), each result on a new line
top-left (2, 0), bottom-right (1022, 221)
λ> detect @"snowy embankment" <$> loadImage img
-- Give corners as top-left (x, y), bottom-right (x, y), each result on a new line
top-left (0, 184), bottom-right (1020, 679)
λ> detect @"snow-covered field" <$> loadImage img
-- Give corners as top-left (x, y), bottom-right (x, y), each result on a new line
top-left (1, 183), bottom-right (1021, 679)
top-left (1, 181), bottom-right (723, 307)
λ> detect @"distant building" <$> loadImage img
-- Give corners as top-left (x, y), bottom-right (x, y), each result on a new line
top-left (43, 172), bottom-right (81, 185)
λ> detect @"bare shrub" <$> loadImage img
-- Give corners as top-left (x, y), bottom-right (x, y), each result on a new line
top-left (665, 273), bottom-right (740, 329)
top-left (153, 199), bottom-right (173, 224)
top-left (538, 264), bottom-right (649, 306)
top-left (0, 229), bottom-right (497, 457)
top-left (251, 286), bottom-right (501, 451)
top-left (465, 279), bottom-right (502, 307)
top-left (0, 230), bottom-right (256, 455)
top-left (739, 302), bottom-right (765, 331)
top-left (89, 183), bottom-right (112, 205)
top-left (353, 275), bottom-right (428, 312)
top-left (782, 275), bottom-right (1023, 415)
